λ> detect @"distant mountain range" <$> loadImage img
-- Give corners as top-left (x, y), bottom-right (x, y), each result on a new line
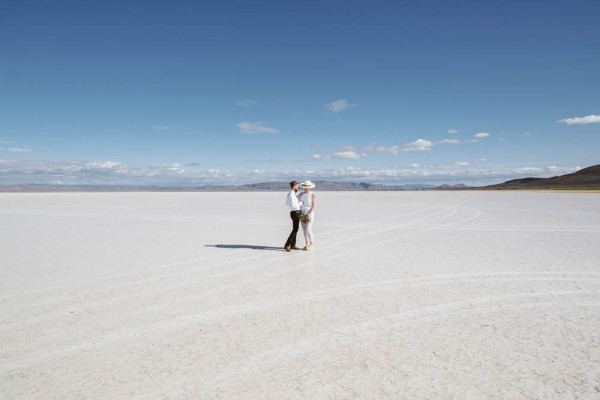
top-left (216, 181), bottom-right (436, 191)
top-left (1, 165), bottom-right (599, 192)
top-left (481, 164), bottom-right (600, 190)
top-left (0, 181), bottom-right (436, 192)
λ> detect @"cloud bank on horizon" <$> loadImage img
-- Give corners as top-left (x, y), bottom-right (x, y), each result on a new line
top-left (0, 159), bottom-right (583, 187)
top-left (0, 1), bottom-right (598, 186)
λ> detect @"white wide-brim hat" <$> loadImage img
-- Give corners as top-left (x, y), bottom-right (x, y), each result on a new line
top-left (299, 180), bottom-right (315, 189)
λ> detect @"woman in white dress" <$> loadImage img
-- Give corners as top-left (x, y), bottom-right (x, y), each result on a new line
top-left (298, 180), bottom-right (316, 250)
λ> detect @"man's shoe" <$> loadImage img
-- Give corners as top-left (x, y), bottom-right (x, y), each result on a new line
top-left (284, 246), bottom-right (291, 252)
top-left (291, 247), bottom-right (301, 250)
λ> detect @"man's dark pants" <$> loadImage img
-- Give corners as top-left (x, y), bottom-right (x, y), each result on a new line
top-left (285, 210), bottom-right (301, 248)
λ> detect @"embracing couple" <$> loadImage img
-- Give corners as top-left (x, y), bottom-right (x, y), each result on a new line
top-left (284, 180), bottom-right (316, 252)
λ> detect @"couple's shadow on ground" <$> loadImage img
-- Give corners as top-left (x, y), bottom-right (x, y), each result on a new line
top-left (206, 244), bottom-right (283, 252)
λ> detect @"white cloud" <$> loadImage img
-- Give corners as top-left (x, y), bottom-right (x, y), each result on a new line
top-left (337, 146), bottom-right (356, 152)
top-left (356, 139), bottom-right (433, 156)
top-left (236, 99), bottom-right (256, 108)
top-left (403, 139), bottom-right (433, 152)
top-left (0, 159), bottom-right (584, 186)
top-left (0, 159), bottom-right (245, 185)
top-left (88, 161), bottom-right (121, 169)
top-left (448, 129), bottom-right (460, 134)
top-left (153, 126), bottom-right (172, 131)
top-left (207, 168), bottom-right (233, 178)
top-left (162, 163), bottom-right (185, 174)
top-left (8, 147), bottom-right (32, 153)
top-left (310, 135), bottom-right (462, 163)
top-left (353, 166), bottom-right (540, 182)
top-left (333, 151), bottom-right (363, 159)
top-left (386, 146), bottom-right (402, 155)
top-left (325, 99), bottom-right (356, 113)
top-left (474, 132), bottom-right (490, 139)
top-left (311, 150), bottom-right (364, 160)
top-left (515, 167), bottom-right (543, 174)
top-left (364, 144), bottom-right (401, 155)
top-left (437, 139), bottom-right (460, 144)
top-left (366, 140), bottom-right (433, 154)
top-left (558, 114), bottom-right (600, 125)
top-left (306, 164), bottom-right (581, 185)
top-left (236, 122), bottom-right (279, 134)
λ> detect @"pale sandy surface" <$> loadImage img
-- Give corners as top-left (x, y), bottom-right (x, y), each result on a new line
top-left (1, 191), bottom-right (599, 399)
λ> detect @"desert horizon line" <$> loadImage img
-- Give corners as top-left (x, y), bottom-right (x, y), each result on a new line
top-left (0, 160), bottom-right (593, 187)
top-left (2, 163), bottom-right (599, 192)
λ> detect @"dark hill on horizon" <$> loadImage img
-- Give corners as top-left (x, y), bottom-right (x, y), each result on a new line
top-left (483, 164), bottom-right (600, 190)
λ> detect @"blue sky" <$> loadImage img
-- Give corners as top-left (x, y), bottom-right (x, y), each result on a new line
top-left (1, 0), bottom-right (599, 186)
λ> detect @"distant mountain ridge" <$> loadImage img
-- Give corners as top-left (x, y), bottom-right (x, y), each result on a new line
top-left (483, 164), bottom-right (600, 190)
top-left (236, 181), bottom-right (432, 191)
top-left (0, 180), bottom-right (433, 192)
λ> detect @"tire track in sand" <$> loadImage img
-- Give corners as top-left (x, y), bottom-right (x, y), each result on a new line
top-left (2, 272), bottom-right (598, 372)
top-left (1, 198), bottom-right (467, 305)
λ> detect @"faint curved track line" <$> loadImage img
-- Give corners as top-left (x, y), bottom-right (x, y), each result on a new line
top-left (0, 198), bottom-right (472, 302)
top-left (3, 288), bottom-right (596, 373)
top-left (5, 271), bottom-right (600, 333)
top-left (3, 272), bottom-right (598, 359)
top-left (178, 295), bottom-right (600, 391)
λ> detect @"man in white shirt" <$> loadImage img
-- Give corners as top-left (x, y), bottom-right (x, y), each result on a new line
top-left (284, 180), bottom-right (302, 252)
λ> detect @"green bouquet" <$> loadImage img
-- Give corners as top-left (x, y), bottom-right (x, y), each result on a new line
top-left (299, 213), bottom-right (311, 224)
